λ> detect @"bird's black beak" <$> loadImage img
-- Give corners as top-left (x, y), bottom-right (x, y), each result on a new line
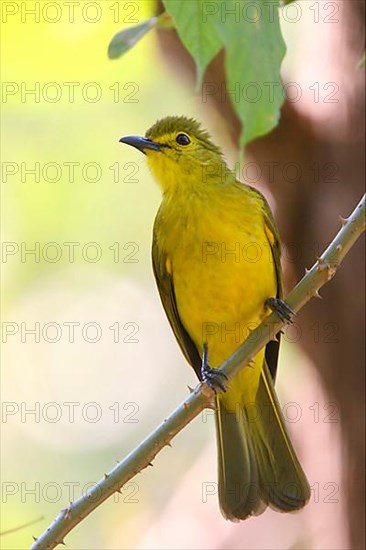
top-left (119, 135), bottom-right (162, 154)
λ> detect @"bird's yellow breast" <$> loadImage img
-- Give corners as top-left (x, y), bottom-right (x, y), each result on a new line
top-left (155, 183), bottom-right (277, 370)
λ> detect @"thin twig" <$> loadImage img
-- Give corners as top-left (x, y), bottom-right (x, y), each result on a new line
top-left (30, 195), bottom-right (365, 550)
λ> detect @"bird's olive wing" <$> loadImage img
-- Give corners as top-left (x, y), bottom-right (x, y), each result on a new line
top-left (263, 206), bottom-right (283, 382)
top-left (248, 185), bottom-right (284, 382)
top-left (151, 236), bottom-right (202, 380)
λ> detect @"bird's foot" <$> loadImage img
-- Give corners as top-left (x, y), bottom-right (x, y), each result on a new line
top-left (265, 297), bottom-right (294, 324)
top-left (201, 343), bottom-right (227, 392)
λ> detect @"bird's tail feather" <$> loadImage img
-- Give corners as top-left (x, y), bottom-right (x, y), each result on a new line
top-left (215, 362), bottom-right (310, 520)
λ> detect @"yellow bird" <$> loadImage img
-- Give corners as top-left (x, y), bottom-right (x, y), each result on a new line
top-left (120, 116), bottom-right (310, 520)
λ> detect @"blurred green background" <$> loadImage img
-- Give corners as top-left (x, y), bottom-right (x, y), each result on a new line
top-left (1, 2), bottom-right (348, 549)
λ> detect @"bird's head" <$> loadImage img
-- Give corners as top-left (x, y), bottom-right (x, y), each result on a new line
top-left (119, 116), bottom-right (229, 194)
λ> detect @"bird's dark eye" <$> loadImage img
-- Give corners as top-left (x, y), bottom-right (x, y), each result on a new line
top-left (176, 133), bottom-right (191, 146)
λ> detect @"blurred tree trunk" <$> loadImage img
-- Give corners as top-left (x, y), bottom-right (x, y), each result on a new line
top-left (157, 1), bottom-right (365, 547)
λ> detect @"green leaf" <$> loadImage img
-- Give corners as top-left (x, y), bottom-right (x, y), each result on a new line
top-left (162, 0), bottom-right (222, 89)
top-left (108, 17), bottom-right (159, 59)
top-left (163, 0), bottom-right (286, 147)
top-left (208, 0), bottom-right (286, 147)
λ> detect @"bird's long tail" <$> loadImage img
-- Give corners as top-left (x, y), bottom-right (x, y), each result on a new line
top-left (215, 360), bottom-right (310, 520)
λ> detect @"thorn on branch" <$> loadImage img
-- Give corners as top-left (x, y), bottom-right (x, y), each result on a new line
top-left (327, 265), bottom-right (337, 280)
top-left (64, 504), bottom-right (72, 520)
top-left (316, 256), bottom-right (326, 265)
top-left (200, 382), bottom-right (215, 399)
top-left (32, 536), bottom-right (38, 542)
top-left (316, 257), bottom-right (330, 272)
top-left (339, 215), bottom-right (348, 225)
top-left (313, 289), bottom-right (322, 299)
